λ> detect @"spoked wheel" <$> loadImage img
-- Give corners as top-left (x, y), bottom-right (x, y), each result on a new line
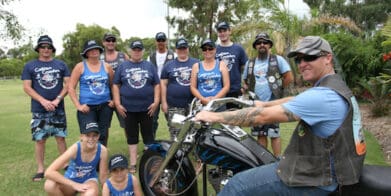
top-left (139, 149), bottom-right (198, 196)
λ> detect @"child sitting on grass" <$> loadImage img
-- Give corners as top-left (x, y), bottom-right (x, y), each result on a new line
top-left (102, 154), bottom-right (142, 196)
top-left (44, 121), bottom-right (108, 195)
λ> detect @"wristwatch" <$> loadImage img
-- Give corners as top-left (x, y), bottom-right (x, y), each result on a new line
top-left (56, 95), bottom-right (63, 100)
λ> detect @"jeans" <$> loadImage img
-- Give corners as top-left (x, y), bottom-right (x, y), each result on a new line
top-left (218, 162), bottom-right (332, 196)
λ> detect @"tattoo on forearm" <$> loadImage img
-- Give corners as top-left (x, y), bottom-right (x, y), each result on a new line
top-left (283, 107), bottom-right (297, 122)
top-left (220, 107), bottom-right (264, 126)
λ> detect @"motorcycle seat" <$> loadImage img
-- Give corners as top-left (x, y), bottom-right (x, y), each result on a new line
top-left (331, 164), bottom-right (391, 196)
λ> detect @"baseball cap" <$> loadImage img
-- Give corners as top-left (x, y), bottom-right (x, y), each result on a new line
top-left (175, 38), bottom-right (189, 49)
top-left (34, 35), bottom-right (56, 53)
top-left (82, 121), bottom-right (99, 134)
top-left (80, 40), bottom-right (104, 58)
top-left (287, 36), bottom-right (332, 58)
top-left (252, 32), bottom-right (273, 49)
top-left (155, 32), bottom-right (167, 41)
top-left (215, 21), bottom-right (230, 30)
top-left (103, 32), bottom-right (116, 40)
top-left (130, 40), bottom-right (144, 50)
top-left (200, 38), bottom-right (216, 48)
top-left (108, 154), bottom-right (129, 171)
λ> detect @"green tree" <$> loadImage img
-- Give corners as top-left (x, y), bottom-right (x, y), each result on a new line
top-left (0, 58), bottom-right (23, 77)
top-left (0, 0), bottom-right (24, 40)
top-left (60, 24), bottom-right (128, 70)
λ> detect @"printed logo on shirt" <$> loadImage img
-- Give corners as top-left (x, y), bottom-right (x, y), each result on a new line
top-left (34, 67), bottom-right (60, 89)
top-left (216, 52), bottom-right (236, 71)
top-left (84, 75), bottom-right (108, 95)
top-left (125, 68), bottom-right (148, 89)
top-left (199, 72), bottom-right (220, 93)
top-left (173, 67), bottom-right (192, 86)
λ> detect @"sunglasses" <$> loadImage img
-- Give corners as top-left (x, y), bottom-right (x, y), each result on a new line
top-left (294, 53), bottom-right (327, 64)
top-left (255, 41), bottom-right (270, 45)
top-left (105, 38), bottom-right (116, 43)
top-left (202, 47), bottom-right (214, 52)
top-left (156, 39), bottom-right (166, 42)
top-left (39, 45), bottom-right (53, 50)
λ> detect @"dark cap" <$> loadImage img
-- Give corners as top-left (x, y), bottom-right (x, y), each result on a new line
top-left (175, 38), bottom-right (189, 49)
top-left (80, 40), bottom-right (104, 58)
top-left (287, 36), bottom-right (332, 58)
top-left (34, 35), bottom-right (56, 53)
top-left (103, 32), bottom-right (116, 40)
top-left (109, 154), bottom-right (129, 171)
top-left (130, 40), bottom-right (144, 50)
top-left (155, 32), bottom-right (167, 41)
top-left (200, 38), bottom-right (216, 48)
top-left (82, 121), bottom-right (99, 134)
top-left (215, 21), bottom-right (230, 30)
top-left (252, 32), bottom-right (273, 49)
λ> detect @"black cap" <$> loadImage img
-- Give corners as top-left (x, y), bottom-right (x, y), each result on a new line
top-left (175, 38), bottom-right (189, 49)
top-left (81, 121), bottom-right (99, 134)
top-left (252, 32), bottom-right (273, 49)
top-left (215, 21), bottom-right (230, 30)
top-left (155, 32), bottom-right (167, 41)
top-left (130, 40), bottom-right (144, 50)
top-left (200, 38), bottom-right (216, 48)
top-left (109, 154), bottom-right (128, 171)
top-left (34, 35), bottom-right (56, 53)
top-left (103, 32), bottom-right (116, 40)
top-left (80, 40), bottom-right (104, 58)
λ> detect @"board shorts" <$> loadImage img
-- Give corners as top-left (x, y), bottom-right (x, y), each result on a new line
top-left (30, 110), bottom-right (67, 141)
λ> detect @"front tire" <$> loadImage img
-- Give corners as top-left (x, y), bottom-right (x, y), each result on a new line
top-left (139, 149), bottom-right (198, 196)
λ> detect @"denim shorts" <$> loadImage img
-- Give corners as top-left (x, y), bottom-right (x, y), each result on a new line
top-left (30, 110), bottom-right (67, 141)
top-left (251, 123), bottom-right (280, 138)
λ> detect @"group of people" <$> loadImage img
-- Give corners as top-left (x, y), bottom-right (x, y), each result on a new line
top-left (21, 20), bottom-right (366, 195)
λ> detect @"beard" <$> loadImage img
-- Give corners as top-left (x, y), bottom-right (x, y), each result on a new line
top-left (257, 47), bottom-right (268, 59)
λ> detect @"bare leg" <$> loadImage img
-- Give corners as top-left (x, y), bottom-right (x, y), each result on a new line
top-left (55, 136), bottom-right (67, 155)
top-left (44, 179), bottom-right (75, 196)
top-left (271, 137), bottom-right (281, 157)
top-left (35, 139), bottom-right (46, 174)
top-left (128, 144), bottom-right (138, 166)
top-left (257, 136), bottom-right (268, 149)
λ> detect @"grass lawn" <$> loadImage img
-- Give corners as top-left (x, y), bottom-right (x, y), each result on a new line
top-left (0, 79), bottom-right (388, 196)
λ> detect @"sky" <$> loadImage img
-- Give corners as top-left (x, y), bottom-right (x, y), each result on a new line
top-left (3, 0), bottom-right (310, 53)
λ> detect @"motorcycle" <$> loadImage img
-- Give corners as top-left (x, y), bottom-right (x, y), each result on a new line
top-left (138, 96), bottom-right (277, 195)
top-left (139, 96), bottom-right (391, 196)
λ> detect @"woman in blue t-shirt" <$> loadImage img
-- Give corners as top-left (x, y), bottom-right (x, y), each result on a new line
top-left (68, 40), bottom-right (114, 146)
top-left (190, 38), bottom-right (230, 105)
top-left (112, 40), bottom-right (160, 173)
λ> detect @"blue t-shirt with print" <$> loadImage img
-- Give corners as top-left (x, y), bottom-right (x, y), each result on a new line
top-left (161, 57), bottom-right (199, 108)
top-left (114, 60), bottom-right (160, 112)
top-left (79, 61), bottom-right (111, 105)
top-left (242, 55), bottom-right (291, 101)
top-left (216, 43), bottom-right (248, 94)
top-left (21, 59), bottom-right (70, 112)
top-left (282, 87), bottom-right (349, 138)
top-left (106, 173), bottom-right (134, 196)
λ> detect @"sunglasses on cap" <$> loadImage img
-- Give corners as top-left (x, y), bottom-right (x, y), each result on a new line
top-left (202, 47), bottom-right (214, 52)
top-left (105, 38), bottom-right (116, 43)
top-left (255, 40), bottom-right (270, 45)
top-left (294, 52), bottom-right (328, 65)
top-left (39, 45), bottom-right (54, 50)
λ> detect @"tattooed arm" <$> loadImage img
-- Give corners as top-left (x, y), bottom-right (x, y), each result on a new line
top-left (195, 104), bottom-right (299, 127)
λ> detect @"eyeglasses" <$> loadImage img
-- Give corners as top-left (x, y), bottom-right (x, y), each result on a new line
top-left (294, 53), bottom-right (328, 64)
top-left (255, 41), bottom-right (270, 45)
top-left (156, 39), bottom-right (166, 42)
top-left (105, 38), bottom-right (116, 43)
top-left (39, 45), bottom-right (53, 50)
top-left (202, 47), bottom-right (214, 52)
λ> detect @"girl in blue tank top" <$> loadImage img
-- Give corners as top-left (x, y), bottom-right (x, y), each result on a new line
top-left (44, 122), bottom-right (109, 195)
top-left (190, 38), bottom-right (230, 105)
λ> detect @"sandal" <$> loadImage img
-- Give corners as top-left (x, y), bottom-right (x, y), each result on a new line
top-left (32, 172), bottom-right (44, 182)
top-left (129, 165), bottom-right (137, 174)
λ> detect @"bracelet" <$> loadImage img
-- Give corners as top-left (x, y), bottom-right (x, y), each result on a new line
top-left (56, 95), bottom-right (63, 100)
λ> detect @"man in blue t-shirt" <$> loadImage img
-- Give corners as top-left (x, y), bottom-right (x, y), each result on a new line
top-left (242, 32), bottom-right (294, 157)
top-left (160, 38), bottom-right (199, 140)
top-left (215, 21), bottom-right (248, 108)
top-left (21, 35), bottom-right (70, 181)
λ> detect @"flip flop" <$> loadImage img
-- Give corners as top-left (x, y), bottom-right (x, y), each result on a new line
top-left (32, 172), bottom-right (44, 182)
